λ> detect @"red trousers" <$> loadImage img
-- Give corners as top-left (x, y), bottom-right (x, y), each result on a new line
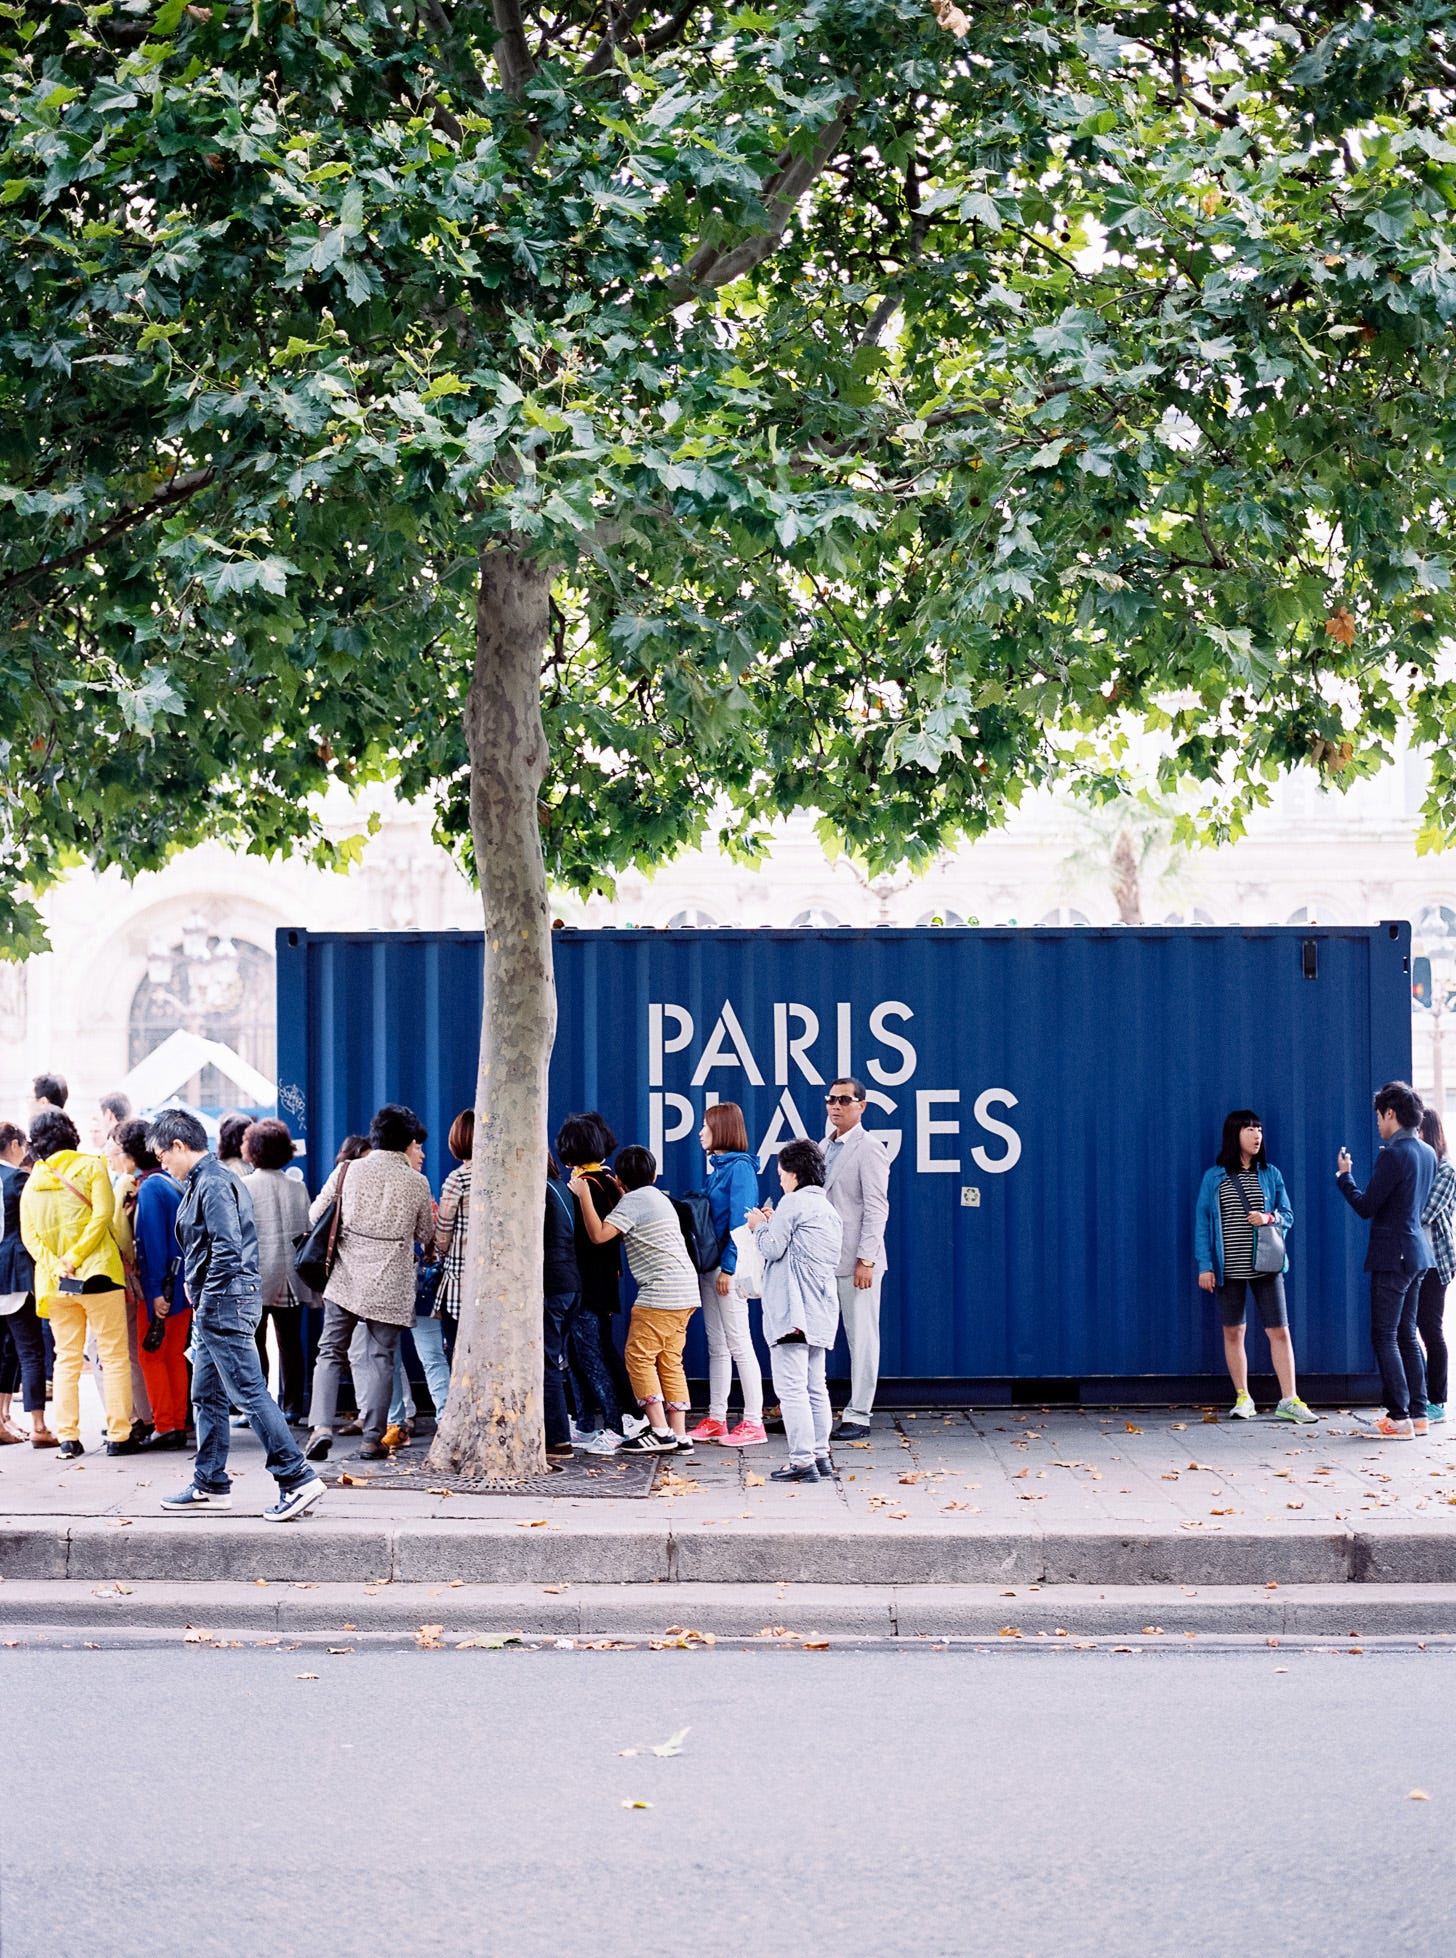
top-left (136, 1308), bottom-right (192, 1435)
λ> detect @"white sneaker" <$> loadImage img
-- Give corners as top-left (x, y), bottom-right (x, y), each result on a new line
top-left (579, 1429), bottom-right (624, 1455)
top-left (1230, 1393), bottom-right (1256, 1420)
top-left (620, 1412), bottom-right (649, 1440)
top-left (569, 1421), bottom-right (592, 1444)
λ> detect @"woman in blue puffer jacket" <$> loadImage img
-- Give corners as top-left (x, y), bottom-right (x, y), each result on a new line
top-left (1194, 1108), bottom-right (1315, 1425)
top-left (687, 1102), bottom-right (765, 1447)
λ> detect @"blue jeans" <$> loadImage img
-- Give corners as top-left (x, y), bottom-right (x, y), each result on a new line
top-left (543, 1291), bottom-right (578, 1448)
top-left (389, 1315), bottom-right (452, 1426)
top-left (1370, 1270), bottom-right (1428, 1421)
top-left (568, 1308), bottom-right (624, 1432)
top-left (192, 1287), bottom-right (311, 1493)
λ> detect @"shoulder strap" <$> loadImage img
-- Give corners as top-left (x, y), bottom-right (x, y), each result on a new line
top-left (547, 1180), bottom-right (573, 1225)
top-left (326, 1158), bottom-right (350, 1264)
top-left (48, 1166), bottom-right (93, 1210)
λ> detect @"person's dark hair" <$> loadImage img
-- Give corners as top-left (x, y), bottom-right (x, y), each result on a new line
top-left (114, 1118), bottom-right (158, 1173)
top-left (335, 1133), bottom-right (371, 1165)
top-left (448, 1109), bottom-right (475, 1161)
top-left (147, 1108), bottom-right (209, 1155)
top-left (778, 1137), bottom-right (826, 1187)
top-left (370, 1102), bottom-right (421, 1153)
top-left (412, 1120), bottom-right (428, 1145)
top-left (1419, 1108), bottom-right (1447, 1160)
top-left (547, 1152), bottom-right (561, 1180)
top-left (830, 1076), bottom-right (867, 1102)
top-left (32, 1071), bottom-right (67, 1108)
top-left (217, 1115), bottom-right (250, 1162)
top-left (243, 1117), bottom-right (296, 1172)
top-left (1375, 1080), bottom-right (1424, 1130)
top-left (99, 1091), bottom-right (131, 1126)
top-left (1216, 1109), bottom-right (1267, 1179)
top-left (555, 1111), bottom-right (617, 1167)
top-left (30, 1109), bottom-right (80, 1157)
top-left (0, 1120), bottom-right (29, 1155)
top-left (614, 1144), bottom-right (656, 1191)
top-left (703, 1101), bottom-right (749, 1154)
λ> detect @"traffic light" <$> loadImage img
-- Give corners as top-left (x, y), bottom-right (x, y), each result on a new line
top-left (1413, 955), bottom-right (1433, 1006)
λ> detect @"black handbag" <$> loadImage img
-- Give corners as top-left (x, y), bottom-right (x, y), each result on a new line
top-left (293, 1160), bottom-right (350, 1294)
top-left (415, 1252), bottom-right (445, 1315)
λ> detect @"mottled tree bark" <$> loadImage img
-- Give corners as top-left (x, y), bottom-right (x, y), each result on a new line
top-left (428, 545), bottom-right (554, 1481)
top-left (1111, 828), bottom-right (1142, 926)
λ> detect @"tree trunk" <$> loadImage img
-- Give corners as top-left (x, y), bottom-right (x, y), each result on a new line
top-left (427, 546), bottom-right (554, 1481)
top-left (1110, 829), bottom-right (1142, 926)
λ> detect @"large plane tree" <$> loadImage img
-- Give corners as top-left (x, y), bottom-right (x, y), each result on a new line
top-left (4, 0), bottom-right (1456, 1476)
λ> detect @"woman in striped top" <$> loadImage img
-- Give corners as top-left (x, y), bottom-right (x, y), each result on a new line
top-left (1194, 1110), bottom-right (1315, 1424)
top-left (1417, 1109), bottom-right (1456, 1422)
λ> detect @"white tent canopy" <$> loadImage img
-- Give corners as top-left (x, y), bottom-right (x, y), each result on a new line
top-left (120, 1027), bottom-right (275, 1112)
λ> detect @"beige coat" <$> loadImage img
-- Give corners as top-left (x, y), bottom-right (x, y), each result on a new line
top-left (249, 1167), bottom-right (314, 1309)
top-left (308, 1149), bottom-right (434, 1328)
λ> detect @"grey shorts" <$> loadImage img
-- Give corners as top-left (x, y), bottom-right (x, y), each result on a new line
top-left (1218, 1273), bottom-right (1288, 1330)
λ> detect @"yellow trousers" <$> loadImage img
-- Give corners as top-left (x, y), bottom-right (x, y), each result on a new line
top-left (47, 1291), bottom-right (134, 1443)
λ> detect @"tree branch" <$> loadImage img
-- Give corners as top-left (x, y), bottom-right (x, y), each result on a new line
top-left (675, 95), bottom-right (860, 294)
top-left (0, 468), bottom-right (217, 604)
top-left (490, 0), bottom-right (538, 98)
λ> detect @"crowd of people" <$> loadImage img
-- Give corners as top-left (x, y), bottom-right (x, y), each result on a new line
top-left (0, 1070), bottom-right (894, 1492)
top-left (2, 1066), bottom-right (1453, 1496)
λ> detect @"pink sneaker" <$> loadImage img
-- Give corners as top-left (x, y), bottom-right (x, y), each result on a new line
top-left (687, 1417), bottom-right (730, 1442)
top-left (719, 1419), bottom-right (768, 1447)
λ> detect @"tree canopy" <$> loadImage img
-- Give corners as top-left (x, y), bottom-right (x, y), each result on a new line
top-left (5, 0), bottom-right (1456, 954)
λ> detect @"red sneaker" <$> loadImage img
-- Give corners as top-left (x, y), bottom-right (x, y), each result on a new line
top-left (687, 1417), bottom-right (730, 1442)
top-left (1368, 1415), bottom-right (1415, 1439)
top-left (719, 1419), bottom-right (768, 1447)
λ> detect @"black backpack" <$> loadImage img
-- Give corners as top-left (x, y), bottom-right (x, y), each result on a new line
top-left (671, 1191), bottom-right (722, 1274)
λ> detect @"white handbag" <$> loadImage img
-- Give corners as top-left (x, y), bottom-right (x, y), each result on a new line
top-left (0, 1291), bottom-right (28, 1317)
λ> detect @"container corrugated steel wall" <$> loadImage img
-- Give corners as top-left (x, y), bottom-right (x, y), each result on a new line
top-left (276, 923), bottom-right (1412, 1398)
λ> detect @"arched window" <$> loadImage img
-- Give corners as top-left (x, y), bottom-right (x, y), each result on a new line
top-left (1161, 908), bottom-right (1215, 926)
top-left (1285, 905), bottom-right (1341, 926)
top-left (791, 908), bottom-right (842, 928)
top-left (916, 908), bottom-right (966, 927)
top-left (129, 932), bottom-right (274, 1110)
top-left (665, 909), bottom-right (717, 929)
top-left (1035, 907), bottom-right (1091, 927)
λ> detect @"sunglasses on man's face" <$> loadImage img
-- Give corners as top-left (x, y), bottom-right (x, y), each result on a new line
top-left (825, 1094), bottom-right (860, 1106)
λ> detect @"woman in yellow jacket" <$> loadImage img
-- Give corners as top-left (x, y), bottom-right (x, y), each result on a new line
top-left (20, 1109), bottom-right (137, 1457)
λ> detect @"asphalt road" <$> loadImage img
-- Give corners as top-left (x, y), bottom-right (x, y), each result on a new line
top-left (2, 1646), bottom-right (1452, 1958)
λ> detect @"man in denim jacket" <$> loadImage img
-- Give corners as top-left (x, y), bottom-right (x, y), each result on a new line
top-left (148, 1108), bottom-right (325, 1520)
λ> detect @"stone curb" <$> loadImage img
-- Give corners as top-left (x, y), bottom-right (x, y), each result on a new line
top-left (6, 1581), bottom-right (1456, 1640)
top-left (6, 1515), bottom-right (1456, 1586)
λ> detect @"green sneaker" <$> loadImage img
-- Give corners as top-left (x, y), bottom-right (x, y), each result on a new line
top-left (1230, 1393), bottom-right (1256, 1420)
top-left (1274, 1395), bottom-right (1319, 1425)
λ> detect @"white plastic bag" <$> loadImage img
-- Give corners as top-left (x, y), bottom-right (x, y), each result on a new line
top-left (729, 1224), bottom-right (765, 1300)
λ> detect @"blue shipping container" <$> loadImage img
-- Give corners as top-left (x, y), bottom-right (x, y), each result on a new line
top-left (276, 923), bottom-right (1413, 1401)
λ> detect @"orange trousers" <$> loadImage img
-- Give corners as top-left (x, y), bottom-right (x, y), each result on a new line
top-left (136, 1307), bottom-right (192, 1435)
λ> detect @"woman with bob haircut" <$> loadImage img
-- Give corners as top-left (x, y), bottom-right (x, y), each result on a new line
top-left (747, 1136), bottom-right (843, 1482)
top-left (242, 1118), bottom-right (312, 1425)
top-left (687, 1100), bottom-right (766, 1447)
top-left (555, 1111), bottom-right (645, 1444)
top-left (1195, 1109), bottom-right (1315, 1424)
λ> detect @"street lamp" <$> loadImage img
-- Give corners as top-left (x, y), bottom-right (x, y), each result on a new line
top-left (1413, 905), bottom-right (1456, 1119)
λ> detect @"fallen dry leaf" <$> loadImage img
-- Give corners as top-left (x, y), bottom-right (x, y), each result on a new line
top-left (253, 1578), bottom-right (269, 1588)
top-left (999, 1626), bottom-right (1022, 1639)
top-left (183, 1626), bottom-right (213, 1644)
top-left (338, 1471), bottom-right (364, 1486)
top-left (802, 1639), bottom-right (830, 1650)
top-left (744, 1471), bottom-right (765, 1487)
top-left (327, 1647), bottom-right (354, 1656)
top-left (1202, 1411), bottom-right (1219, 1424)
top-left (456, 1633), bottom-right (524, 1650)
top-left (295, 1672), bottom-right (319, 1681)
top-left (543, 1585), bottom-right (568, 1595)
top-left (619, 1727), bottom-right (690, 1758)
top-left (1409, 1789), bottom-right (1431, 1801)
top-left (415, 1624), bottom-right (445, 1649)
top-left (898, 1471), bottom-right (925, 1484)
top-left (1124, 1423), bottom-right (1143, 1434)
top-left (621, 1799), bottom-right (652, 1809)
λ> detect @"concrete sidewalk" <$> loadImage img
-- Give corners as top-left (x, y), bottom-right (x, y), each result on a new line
top-left (4, 1399), bottom-right (1456, 1590)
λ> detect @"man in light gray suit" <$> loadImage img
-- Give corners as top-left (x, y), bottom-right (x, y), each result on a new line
top-left (822, 1077), bottom-right (891, 1440)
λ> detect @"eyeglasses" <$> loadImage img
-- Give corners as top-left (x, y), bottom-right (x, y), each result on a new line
top-left (825, 1094), bottom-right (860, 1106)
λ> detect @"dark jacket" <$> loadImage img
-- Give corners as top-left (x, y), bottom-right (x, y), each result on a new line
top-left (0, 1161), bottom-right (34, 1296)
top-left (570, 1167), bottom-right (622, 1315)
top-left (544, 1177), bottom-right (580, 1295)
top-left (1337, 1128), bottom-right (1437, 1276)
top-left (130, 1169), bottom-right (182, 1318)
top-left (175, 1152), bottom-right (261, 1316)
